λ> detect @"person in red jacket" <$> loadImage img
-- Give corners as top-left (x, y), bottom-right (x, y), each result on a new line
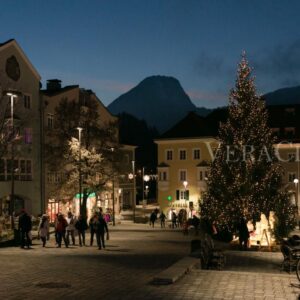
top-left (55, 214), bottom-right (68, 248)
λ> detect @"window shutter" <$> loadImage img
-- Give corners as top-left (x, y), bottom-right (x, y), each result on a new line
top-left (176, 190), bottom-right (179, 200)
top-left (186, 190), bottom-right (189, 200)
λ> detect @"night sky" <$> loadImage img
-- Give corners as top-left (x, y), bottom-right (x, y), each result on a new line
top-left (1, 0), bottom-right (300, 108)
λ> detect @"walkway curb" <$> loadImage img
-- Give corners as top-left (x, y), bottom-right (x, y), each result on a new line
top-left (152, 256), bottom-right (199, 285)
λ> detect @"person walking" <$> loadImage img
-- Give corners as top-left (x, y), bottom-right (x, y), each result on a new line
top-left (66, 211), bottom-right (76, 245)
top-left (18, 209), bottom-right (32, 249)
top-left (96, 212), bottom-right (109, 250)
top-left (89, 213), bottom-right (98, 246)
top-left (159, 211), bottom-right (166, 228)
top-left (56, 214), bottom-right (68, 248)
top-left (38, 214), bottom-right (49, 247)
top-left (171, 211), bottom-right (177, 228)
top-left (238, 216), bottom-right (249, 250)
top-left (149, 210), bottom-right (157, 228)
top-left (75, 214), bottom-right (88, 246)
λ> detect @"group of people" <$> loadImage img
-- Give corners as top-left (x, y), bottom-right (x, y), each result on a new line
top-left (148, 209), bottom-right (200, 235)
top-left (18, 209), bottom-right (109, 250)
top-left (149, 209), bottom-right (166, 228)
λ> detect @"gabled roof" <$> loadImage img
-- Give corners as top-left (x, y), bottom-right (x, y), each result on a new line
top-left (41, 85), bottom-right (79, 96)
top-left (0, 39), bottom-right (41, 80)
top-left (158, 111), bottom-right (216, 140)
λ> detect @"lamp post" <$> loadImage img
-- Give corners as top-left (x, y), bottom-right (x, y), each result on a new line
top-left (7, 93), bottom-right (18, 216)
top-left (183, 180), bottom-right (188, 213)
top-left (132, 160), bottom-right (136, 223)
top-left (143, 174), bottom-right (150, 217)
top-left (294, 178), bottom-right (299, 224)
top-left (111, 147), bottom-right (115, 226)
top-left (77, 127), bottom-right (83, 215)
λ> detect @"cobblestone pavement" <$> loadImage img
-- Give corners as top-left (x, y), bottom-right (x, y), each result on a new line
top-left (0, 223), bottom-right (300, 300)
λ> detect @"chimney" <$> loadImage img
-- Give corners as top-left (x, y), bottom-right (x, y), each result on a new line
top-left (46, 79), bottom-right (62, 91)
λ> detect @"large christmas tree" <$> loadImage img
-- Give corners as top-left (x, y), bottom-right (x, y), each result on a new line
top-left (201, 54), bottom-right (295, 235)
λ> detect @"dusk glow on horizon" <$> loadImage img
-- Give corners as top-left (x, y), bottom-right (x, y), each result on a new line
top-left (1, 0), bottom-right (300, 108)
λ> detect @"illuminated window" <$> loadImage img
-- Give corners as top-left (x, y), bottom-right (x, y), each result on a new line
top-left (176, 189), bottom-right (189, 200)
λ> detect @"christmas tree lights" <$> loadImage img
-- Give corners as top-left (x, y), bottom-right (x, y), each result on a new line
top-left (201, 54), bottom-right (295, 237)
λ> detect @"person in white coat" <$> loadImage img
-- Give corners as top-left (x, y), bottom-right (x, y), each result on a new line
top-left (38, 214), bottom-right (49, 247)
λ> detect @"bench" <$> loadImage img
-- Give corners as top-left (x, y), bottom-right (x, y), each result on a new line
top-left (200, 235), bottom-right (226, 270)
top-left (281, 244), bottom-right (300, 273)
top-left (190, 236), bottom-right (226, 270)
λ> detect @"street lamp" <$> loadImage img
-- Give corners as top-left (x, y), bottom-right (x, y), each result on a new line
top-left (7, 92), bottom-right (18, 216)
top-left (132, 160), bottom-right (136, 223)
top-left (183, 179), bottom-right (188, 204)
top-left (111, 147), bottom-right (115, 226)
top-left (294, 178), bottom-right (299, 221)
top-left (143, 174), bottom-right (150, 200)
top-left (77, 127), bottom-right (83, 215)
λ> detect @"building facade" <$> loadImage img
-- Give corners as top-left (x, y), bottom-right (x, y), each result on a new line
top-left (155, 110), bottom-right (300, 219)
top-left (0, 40), bottom-right (43, 218)
top-left (156, 137), bottom-right (218, 219)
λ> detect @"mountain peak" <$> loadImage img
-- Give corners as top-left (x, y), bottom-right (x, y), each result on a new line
top-left (108, 75), bottom-right (196, 132)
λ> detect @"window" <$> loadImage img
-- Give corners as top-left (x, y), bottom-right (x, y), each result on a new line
top-left (289, 172), bottom-right (296, 183)
top-left (47, 114), bottom-right (54, 130)
top-left (198, 168), bottom-right (209, 181)
top-left (193, 149), bottom-right (201, 160)
top-left (47, 172), bottom-right (64, 183)
top-left (179, 150), bottom-right (186, 160)
top-left (24, 128), bottom-right (32, 144)
top-left (166, 150), bottom-right (173, 161)
top-left (176, 189), bottom-right (189, 200)
top-left (159, 171), bottom-right (167, 181)
top-left (24, 95), bottom-right (31, 109)
top-left (26, 160), bottom-right (32, 181)
top-left (179, 170), bottom-right (187, 181)
top-left (6, 159), bottom-right (19, 181)
top-left (20, 160), bottom-right (26, 181)
top-left (288, 153), bottom-right (296, 162)
top-left (1, 159), bottom-right (31, 181)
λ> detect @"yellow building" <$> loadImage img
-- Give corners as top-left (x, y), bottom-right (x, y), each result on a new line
top-left (155, 111), bottom-right (300, 219)
top-left (155, 112), bottom-right (219, 218)
top-left (275, 143), bottom-right (300, 212)
top-left (156, 137), bottom-right (218, 218)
